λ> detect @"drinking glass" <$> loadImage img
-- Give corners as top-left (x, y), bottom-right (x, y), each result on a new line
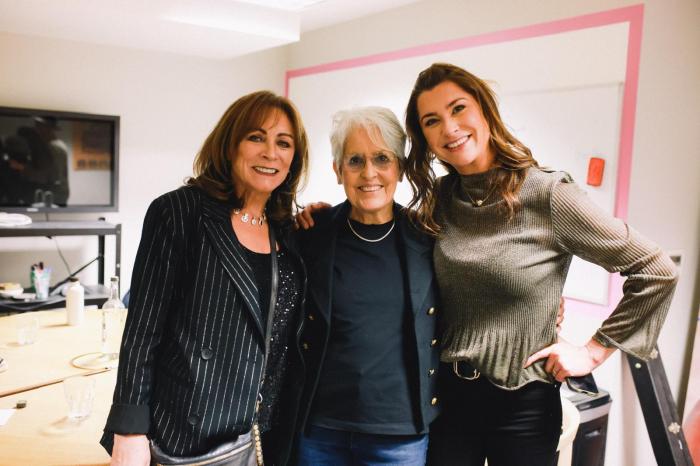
top-left (63, 375), bottom-right (96, 420)
top-left (16, 315), bottom-right (39, 345)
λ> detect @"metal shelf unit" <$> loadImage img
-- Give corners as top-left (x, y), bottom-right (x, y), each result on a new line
top-left (0, 220), bottom-right (121, 312)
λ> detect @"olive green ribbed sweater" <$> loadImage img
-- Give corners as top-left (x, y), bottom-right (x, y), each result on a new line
top-left (434, 168), bottom-right (678, 389)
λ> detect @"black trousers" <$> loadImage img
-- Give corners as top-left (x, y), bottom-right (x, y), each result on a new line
top-left (427, 362), bottom-right (562, 466)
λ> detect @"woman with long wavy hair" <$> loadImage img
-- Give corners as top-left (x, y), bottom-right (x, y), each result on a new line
top-left (404, 63), bottom-right (678, 466)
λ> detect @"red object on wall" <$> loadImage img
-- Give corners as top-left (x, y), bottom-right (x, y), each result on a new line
top-left (587, 157), bottom-right (605, 186)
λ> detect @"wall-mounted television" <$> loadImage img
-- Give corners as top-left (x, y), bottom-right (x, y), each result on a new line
top-left (0, 106), bottom-right (119, 213)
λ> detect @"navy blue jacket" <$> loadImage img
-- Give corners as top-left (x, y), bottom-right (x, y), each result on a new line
top-left (296, 201), bottom-right (441, 436)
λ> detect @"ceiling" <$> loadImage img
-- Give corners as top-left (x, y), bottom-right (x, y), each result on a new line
top-left (0, 0), bottom-right (422, 59)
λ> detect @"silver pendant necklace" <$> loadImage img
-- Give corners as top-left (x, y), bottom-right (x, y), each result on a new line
top-left (464, 183), bottom-right (497, 207)
top-left (346, 218), bottom-right (395, 243)
top-left (233, 208), bottom-right (266, 226)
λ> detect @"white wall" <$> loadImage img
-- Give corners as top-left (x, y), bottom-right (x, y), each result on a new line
top-left (0, 32), bottom-right (287, 293)
top-left (286, 1), bottom-right (700, 465)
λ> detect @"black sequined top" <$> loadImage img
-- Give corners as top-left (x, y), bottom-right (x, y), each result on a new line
top-left (244, 245), bottom-right (301, 432)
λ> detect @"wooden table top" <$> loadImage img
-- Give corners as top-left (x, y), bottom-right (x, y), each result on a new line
top-left (0, 309), bottom-right (122, 464)
top-left (0, 308), bottom-right (110, 397)
top-left (0, 370), bottom-right (114, 465)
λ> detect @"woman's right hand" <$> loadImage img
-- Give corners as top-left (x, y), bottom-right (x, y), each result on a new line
top-left (295, 202), bottom-right (332, 229)
top-left (110, 434), bottom-right (150, 466)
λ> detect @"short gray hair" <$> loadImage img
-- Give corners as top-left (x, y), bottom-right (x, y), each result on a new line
top-left (329, 106), bottom-right (407, 168)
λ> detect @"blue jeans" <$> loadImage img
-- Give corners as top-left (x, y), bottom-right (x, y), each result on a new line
top-left (297, 425), bottom-right (428, 466)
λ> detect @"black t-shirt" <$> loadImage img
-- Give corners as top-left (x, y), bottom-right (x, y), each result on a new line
top-left (310, 218), bottom-right (417, 434)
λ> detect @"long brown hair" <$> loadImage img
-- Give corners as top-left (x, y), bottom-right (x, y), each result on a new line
top-left (404, 63), bottom-right (538, 235)
top-left (186, 90), bottom-right (309, 226)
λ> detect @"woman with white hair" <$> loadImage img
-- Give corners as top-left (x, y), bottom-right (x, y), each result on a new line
top-left (294, 106), bottom-right (440, 465)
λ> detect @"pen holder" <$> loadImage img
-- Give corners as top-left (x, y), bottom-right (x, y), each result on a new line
top-left (31, 269), bottom-right (51, 300)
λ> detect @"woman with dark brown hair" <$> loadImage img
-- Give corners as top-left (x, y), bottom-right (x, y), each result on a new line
top-left (101, 90), bottom-right (309, 466)
top-left (404, 63), bottom-right (678, 465)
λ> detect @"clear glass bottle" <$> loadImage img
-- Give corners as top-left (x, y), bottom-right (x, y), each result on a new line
top-left (101, 276), bottom-right (126, 359)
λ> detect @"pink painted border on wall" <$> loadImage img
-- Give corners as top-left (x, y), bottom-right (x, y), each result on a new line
top-left (286, 5), bottom-right (645, 317)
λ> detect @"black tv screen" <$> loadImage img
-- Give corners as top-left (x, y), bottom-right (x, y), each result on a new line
top-left (0, 106), bottom-right (119, 212)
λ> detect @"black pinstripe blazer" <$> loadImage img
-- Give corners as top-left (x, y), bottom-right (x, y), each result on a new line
top-left (100, 186), bottom-right (305, 463)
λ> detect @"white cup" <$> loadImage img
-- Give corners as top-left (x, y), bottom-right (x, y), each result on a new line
top-left (63, 375), bottom-right (96, 420)
top-left (16, 315), bottom-right (39, 345)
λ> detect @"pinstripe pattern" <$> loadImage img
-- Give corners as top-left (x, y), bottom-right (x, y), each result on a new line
top-left (434, 168), bottom-right (678, 389)
top-left (102, 186), bottom-right (274, 456)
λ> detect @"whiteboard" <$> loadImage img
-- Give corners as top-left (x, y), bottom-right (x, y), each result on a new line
top-left (500, 84), bottom-right (623, 304)
top-left (289, 22), bottom-right (629, 306)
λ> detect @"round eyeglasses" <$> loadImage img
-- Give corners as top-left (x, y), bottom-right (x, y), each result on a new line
top-left (342, 152), bottom-right (397, 172)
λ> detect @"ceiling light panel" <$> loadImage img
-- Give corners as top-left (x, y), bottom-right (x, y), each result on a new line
top-left (230, 0), bottom-right (327, 11)
top-left (163, 0), bottom-right (300, 40)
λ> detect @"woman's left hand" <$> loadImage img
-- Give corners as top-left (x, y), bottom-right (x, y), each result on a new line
top-left (523, 338), bottom-right (615, 383)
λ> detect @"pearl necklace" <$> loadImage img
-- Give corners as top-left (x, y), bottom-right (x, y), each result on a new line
top-left (233, 208), bottom-right (266, 226)
top-left (346, 218), bottom-right (395, 243)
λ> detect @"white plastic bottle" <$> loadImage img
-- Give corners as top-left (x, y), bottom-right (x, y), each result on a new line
top-left (65, 277), bottom-right (85, 326)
